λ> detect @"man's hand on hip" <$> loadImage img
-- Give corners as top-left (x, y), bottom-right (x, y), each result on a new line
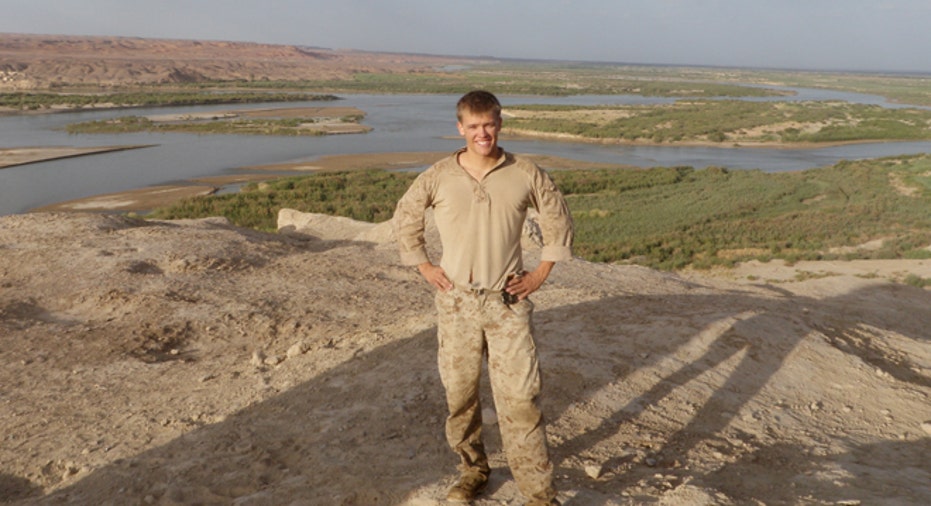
top-left (505, 261), bottom-right (555, 301)
top-left (418, 262), bottom-right (453, 292)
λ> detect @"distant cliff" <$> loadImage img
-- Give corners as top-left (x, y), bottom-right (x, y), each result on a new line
top-left (0, 33), bottom-right (475, 89)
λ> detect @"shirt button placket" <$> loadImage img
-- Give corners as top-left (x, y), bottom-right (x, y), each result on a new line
top-left (473, 181), bottom-right (487, 203)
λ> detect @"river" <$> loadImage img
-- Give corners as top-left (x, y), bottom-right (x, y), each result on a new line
top-left (2, 90), bottom-right (930, 216)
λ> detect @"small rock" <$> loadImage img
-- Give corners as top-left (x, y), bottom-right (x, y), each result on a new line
top-left (920, 421), bottom-right (931, 436)
top-left (264, 355), bottom-right (283, 366)
top-left (644, 457), bottom-right (657, 467)
top-left (250, 350), bottom-right (266, 367)
top-left (286, 341), bottom-right (308, 358)
top-left (584, 464), bottom-right (604, 479)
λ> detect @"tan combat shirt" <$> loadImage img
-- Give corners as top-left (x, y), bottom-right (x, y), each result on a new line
top-left (394, 148), bottom-right (574, 291)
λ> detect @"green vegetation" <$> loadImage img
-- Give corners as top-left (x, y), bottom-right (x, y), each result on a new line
top-left (904, 274), bottom-right (931, 288)
top-left (148, 170), bottom-right (415, 230)
top-left (7, 62), bottom-right (931, 109)
top-left (0, 91), bottom-right (337, 111)
top-left (61, 95), bottom-right (931, 144)
top-left (295, 68), bottom-right (786, 97)
top-left (704, 68), bottom-right (931, 107)
top-left (147, 155), bottom-right (931, 271)
top-left (486, 64), bottom-right (931, 108)
top-left (556, 155), bottom-right (931, 269)
top-left (64, 115), bottom-right (361, 136)
top-left (164, 63), bottom-right (791, 98)
top-left (11, 62), bottom-right (931, 271)
top-left (168, 62), bottom-right (931, 107)
top-left (504, 100), bottom-right (931, 144)
top-left (25, 62), bottom-right (789, 98)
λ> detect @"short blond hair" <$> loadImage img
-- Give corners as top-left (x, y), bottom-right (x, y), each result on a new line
top-left (456, 90), bottom-right (501, 121)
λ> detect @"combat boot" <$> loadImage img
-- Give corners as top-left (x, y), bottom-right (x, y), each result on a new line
top-left (446, 471), bottom-right (488, 502)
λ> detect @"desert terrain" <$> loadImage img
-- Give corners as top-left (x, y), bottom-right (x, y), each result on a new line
top-left (1, 209), bottom-right (929, 505)
top-left (0, 33), bottom-right (477, 90)
top-left (1, 33), bottom-right (929, 505)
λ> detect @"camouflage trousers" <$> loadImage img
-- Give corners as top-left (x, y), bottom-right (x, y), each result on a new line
top-left (435, 286), bottom-right (556, 502)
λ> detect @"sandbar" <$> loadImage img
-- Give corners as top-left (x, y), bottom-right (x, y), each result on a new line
top-left (33, 185), bottom-right (218, 213)
top-left (127, 106), bottom-right (371, 135)
top-left (0, 145), bottom-right (154, 169)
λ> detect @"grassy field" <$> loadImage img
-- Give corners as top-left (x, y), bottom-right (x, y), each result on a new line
top-left (504, 100), bottom-right (931, 144)
top-left (147, 154), bottom-right (931, 271)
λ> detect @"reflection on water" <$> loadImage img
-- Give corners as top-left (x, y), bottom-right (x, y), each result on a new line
top-left (1, 92), bottom-right (930, 216)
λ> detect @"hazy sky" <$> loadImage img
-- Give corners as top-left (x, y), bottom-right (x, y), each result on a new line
top-left (1, 0), bottom-right (928, 73)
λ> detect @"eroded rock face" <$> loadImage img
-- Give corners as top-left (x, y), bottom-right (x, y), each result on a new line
top-left (277, 208), bottom-right (391, 242)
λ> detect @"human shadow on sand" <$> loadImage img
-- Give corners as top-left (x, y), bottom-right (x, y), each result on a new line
top-left (706, 438), bottom-right (931, 505)
top-left (542, 281), bottom-right (930, 505)
top-left (13, 280), bottom-right (931, 505)
top-left (0, 473), bottom-right (42, 503)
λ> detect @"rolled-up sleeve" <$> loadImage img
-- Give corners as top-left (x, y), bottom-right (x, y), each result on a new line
top-left (531, 167), bottom-right (574, 262)
top-left (394, 169), bottom-right (435, 266)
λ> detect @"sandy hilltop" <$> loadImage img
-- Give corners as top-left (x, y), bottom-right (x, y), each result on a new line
top-left (0, 33), bottom-right (481, 90)
top-left (0, 210), bottom-right (929, 505)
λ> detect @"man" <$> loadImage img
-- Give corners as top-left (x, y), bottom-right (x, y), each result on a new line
top-left (394, 90), bottom-right (572, 505)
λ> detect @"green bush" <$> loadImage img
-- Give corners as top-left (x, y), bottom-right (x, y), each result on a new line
top-left (148, 154), bottom-right (931, 270)
top-left (149, 170), bottom-right (418, 231)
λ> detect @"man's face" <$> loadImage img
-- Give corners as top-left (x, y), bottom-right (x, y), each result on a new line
top-left (457, 109), bottom-right (501, 158)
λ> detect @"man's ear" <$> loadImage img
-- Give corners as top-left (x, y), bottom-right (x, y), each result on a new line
top-left (456, 122), bottom-right (465, 136)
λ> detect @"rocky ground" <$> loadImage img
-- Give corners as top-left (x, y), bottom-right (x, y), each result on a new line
top-left (1, 210), bottom-right (929, 505)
